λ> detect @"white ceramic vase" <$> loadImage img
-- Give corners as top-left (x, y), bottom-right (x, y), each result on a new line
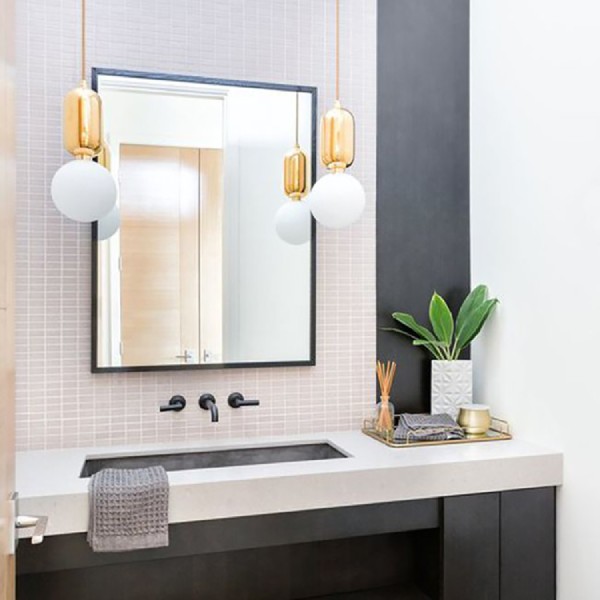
top-left (430, 359), bottom-right (473, 419)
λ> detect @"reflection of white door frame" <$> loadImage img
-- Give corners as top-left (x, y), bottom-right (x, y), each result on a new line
top-left (222, 95), bottom-right (240, 362)
top-left (99, 76), bottom-right (228, 100)
top-left (96, 76), bottom-right (227, 367)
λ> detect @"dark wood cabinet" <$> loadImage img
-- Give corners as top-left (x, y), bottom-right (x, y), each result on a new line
top-left (17, 488), bottom-right (556, 600)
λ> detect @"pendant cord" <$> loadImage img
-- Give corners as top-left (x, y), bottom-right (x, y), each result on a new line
top-left (335, 0), bottom-right (340, 101)
top-left (295, 92), bottom-right (299, 146)
top-left (81, 0), bottom-right (86, 82)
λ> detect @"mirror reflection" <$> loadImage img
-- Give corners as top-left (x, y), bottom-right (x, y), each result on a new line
top-left (93, 71), bottom-right (315, 370)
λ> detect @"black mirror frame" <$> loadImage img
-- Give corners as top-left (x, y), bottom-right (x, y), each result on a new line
top-left (90, 67), bottom-right (317, 373)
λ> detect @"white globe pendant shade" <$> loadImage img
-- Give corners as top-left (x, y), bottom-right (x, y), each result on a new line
top-left (274, 200), bottom-right (312, 245)
top-left (308, 172), bottom-right (365, 229)
top-left (97, 204), bottom-right (120, 240)
top-left (51, 159), bottom-right (117, 223)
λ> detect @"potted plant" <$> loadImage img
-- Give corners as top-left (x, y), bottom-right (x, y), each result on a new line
top-left (385, 285), bottom-right (498, 418)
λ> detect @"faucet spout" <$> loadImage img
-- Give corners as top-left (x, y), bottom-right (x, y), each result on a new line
top-left (199, 394), bottom-right (219, 423)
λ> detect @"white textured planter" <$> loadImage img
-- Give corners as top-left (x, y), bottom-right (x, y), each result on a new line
top-left (431, 360), bottom-right (473, 419)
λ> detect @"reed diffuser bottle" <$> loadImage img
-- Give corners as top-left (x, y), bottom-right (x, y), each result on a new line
top-left (375, 360), bottom-right (396, 435)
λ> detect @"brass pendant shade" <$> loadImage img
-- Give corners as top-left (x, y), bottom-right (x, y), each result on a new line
top-left (318, 0), bottom-right (356, 174)
top-left (283, 144), bottom-right (307, 200)
top-left (276, 91), bottom-right (311, 245)
top-left (64, 80), bottom-right (103, 159)
top-left (51, 0), bottom-right (117, 224)
top-left (309, 0), bottom-right (365, 230)
top-left (320, 99), bottom-right (355, 172)
top-left (283, 91), bottom-right (308, 201)
top-left (64, 0), bottom-right (103, 161)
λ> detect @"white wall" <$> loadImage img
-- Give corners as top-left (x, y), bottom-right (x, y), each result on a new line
top-left (471, 2), bottom-right (600, 597)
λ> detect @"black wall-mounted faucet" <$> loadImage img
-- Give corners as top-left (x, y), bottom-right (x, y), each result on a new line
top-left (160, 395), bottom-right (186, 412)
top-left (199, 393), bottom-right (219, 422)
top-left (228, 392), bottom-right (260, 409)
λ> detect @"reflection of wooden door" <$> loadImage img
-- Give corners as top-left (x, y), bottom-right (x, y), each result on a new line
top-left (198, 150), bottom-right (224, 363)
top-left (0, 0), bottom-right (16, 596)
top-left (119, 145), bottom-right (200, 366)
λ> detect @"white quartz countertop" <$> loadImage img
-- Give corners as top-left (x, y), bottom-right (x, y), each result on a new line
top-left (16, 431), bottom-right (563, 537)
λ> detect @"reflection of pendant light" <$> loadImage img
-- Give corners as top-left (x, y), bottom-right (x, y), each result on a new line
top-left (308, 0), bottom-right (365, 229)
top-left (275, 92), bottom-right (312, 245)
top-left (51, 0), bottom-right (117, 223)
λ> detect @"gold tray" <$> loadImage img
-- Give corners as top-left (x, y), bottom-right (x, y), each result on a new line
top-left (362, 417), bottom-right (512, 448)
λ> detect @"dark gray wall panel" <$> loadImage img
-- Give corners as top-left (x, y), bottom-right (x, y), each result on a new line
top-left (500, 488), bottom-right (556, 600)
top-left (377, 0), bottom-right (470, 413)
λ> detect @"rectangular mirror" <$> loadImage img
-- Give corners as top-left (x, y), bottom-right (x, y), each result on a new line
top-left (92, 69), bottom-right (316, 372)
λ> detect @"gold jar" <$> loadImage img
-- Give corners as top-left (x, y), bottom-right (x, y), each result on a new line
top-left (457, 404), bottom-right (491, 437)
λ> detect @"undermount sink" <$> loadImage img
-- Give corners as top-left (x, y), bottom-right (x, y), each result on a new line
top-left (80, 442), bottom-right (348, 477)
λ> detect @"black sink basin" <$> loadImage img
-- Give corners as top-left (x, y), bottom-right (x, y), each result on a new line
top-left (80, 442), bottom-right (348, 477)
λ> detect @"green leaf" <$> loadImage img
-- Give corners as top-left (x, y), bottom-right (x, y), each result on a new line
top-left (429, 292), bottom-right (454, 344)
top-left (384, 322), bottom-right (445, 359)
top-left (413, 339), bottom-right (447, 347)
top-left (454, 298), bottom-right (499, 354)
top-left (391, 312), bottom-right (439, 344)
top-left (456, 285), bottom-right (488, 334)
top-left (412, 340), bottom-right (447, 360)
top-left (385, 321), bottom-right (444, 359)
top-left (384, 313), bottom-right (443, 360)
top-left (380, 327), bottom-right (417, 340)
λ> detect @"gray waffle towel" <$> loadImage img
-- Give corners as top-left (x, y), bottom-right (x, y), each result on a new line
top-left (394, 413), bottom-right (465, 443)
top-left (87, 466), bottom-right (169, 552)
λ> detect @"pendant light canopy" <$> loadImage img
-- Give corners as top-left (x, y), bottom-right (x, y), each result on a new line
top-left (308, 0), bottom-right (365, 229)
top-left (275, 92), bottom-right (312, 245)
top-left (51, 0), bottom-right (117, 223)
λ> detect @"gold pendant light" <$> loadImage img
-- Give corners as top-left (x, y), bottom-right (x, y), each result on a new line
top-left (275, 92), bottom-right (311, 245)
top-left (283, 92), bottom-right (308, 200)
top-left (283, 144), bottom-right (307, 198)
top-left (64, 0), bottom-right (102, 159)
top-left (308, 0), bottom-right (365, 229)
top-left (320, 0), bottom-right (354, 173)
top-left (51, 0), bottom-right (117, 223)
top-left (320, 98), bottom-right (355, 173)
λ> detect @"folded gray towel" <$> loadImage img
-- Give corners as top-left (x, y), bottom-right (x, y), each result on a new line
top-left (394, 413), bottom-right (465, 443)
top-left (87, 466), bottom-right (169, 552)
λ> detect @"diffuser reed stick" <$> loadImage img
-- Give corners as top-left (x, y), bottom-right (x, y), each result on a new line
top-left (376, 360), bottom-right (397, 433)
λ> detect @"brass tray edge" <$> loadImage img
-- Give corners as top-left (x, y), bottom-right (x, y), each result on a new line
top-left (361, 418), bottom-right (512, 449)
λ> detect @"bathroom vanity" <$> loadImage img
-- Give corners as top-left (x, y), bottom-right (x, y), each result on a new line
top-left (16, 432), bottom-right (562, 600)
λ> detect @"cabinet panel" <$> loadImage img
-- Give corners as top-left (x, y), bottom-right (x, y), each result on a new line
top-left (500, 488), bottom-right (555, 600)
top-left (443, 493), bottom-right (500, 600)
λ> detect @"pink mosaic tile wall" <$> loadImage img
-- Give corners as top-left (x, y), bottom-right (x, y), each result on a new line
top-left (14, 0), bottom-right (376, 450)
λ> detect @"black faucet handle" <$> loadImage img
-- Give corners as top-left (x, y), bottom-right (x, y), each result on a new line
top-left (228, 392), bottom-right (260, 409)
top-left (160, 395), bottom-right (186, 412)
